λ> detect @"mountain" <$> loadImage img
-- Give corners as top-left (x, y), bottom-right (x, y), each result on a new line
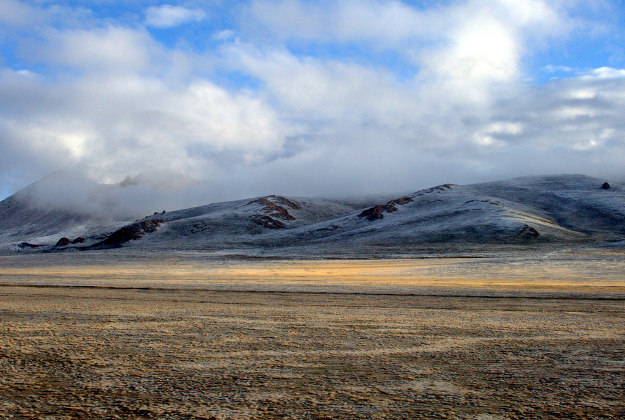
top-left (0, 175), bottom-right (97, 247)
top-left (0, 170), bottom-right (223, 247)
top-left (1, 174), bottom-right (623, 256)
top-left (0, 172), bottom-right (144, 247)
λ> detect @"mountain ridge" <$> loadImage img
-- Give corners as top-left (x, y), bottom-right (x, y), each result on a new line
top-left (1, 174), bottom-right (623, 256)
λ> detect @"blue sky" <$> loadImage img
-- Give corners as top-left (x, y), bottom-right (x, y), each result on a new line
top-left (1, 0), bottom-right (625, 201)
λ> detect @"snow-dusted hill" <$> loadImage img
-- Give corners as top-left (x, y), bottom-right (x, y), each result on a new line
top-left (0, 173), bottom-right (138, 248)
top-left (1, 174), bottom-right (623, 255)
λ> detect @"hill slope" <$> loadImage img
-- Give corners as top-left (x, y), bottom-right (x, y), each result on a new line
top-left (1, 174), bottom-right (623, 255)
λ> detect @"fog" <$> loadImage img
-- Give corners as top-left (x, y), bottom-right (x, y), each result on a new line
top-left (17, 170), bottom-right (222, 221)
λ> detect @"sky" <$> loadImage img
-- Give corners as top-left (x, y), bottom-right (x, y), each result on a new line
top-left (1, 0), bottom-right (625, 204)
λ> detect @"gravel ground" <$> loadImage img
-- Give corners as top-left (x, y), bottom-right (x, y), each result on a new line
top-left (0, 284), bottom-right (624, 419)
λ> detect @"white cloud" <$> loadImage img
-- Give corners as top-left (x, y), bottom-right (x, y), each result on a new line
top-left (486, 122), bottom-right (524, 136)
top-left (583, 66), bottom-right (625, 80)
top-left (244, 0), bottom-right (437, 44)
top-left (2, 54), bottom-right (625, 201)
top-left (145, 4), bottom-right (206, 28)
top-left (245, 0), bottom-right (569, 106)
top-left (1, 0), bottom-right (624, 202)
top-left (0, 58), bottom-right (290, 184)
top-left (567, 88), bottom-right (596, 99)
top-left (0, 0), bottom-right (96, 32)
top-left (542, 64), bottom-right (573, 73)
top-left (0, 0), bottom-right (42, 27)
top-left (37, 26), bottom-right (157, 73)
top-left (15, 69), bottom-right (36, 79)
top-left (245, 0), bottom-right (567, 46)
top-left (225, 45), bottom-right (415, 125)
top-left (213, 29), bottom-right (235, 41)
top-left (420, 16), bottom-right (520, 102)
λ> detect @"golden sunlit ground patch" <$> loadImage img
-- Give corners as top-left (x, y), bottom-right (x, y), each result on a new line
top-left (2, 249), bottom-right (625, 295)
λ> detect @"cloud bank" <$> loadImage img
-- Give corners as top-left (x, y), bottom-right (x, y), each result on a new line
top-left (145, 4), bottom-right (206, 28)
top-left (0, 0), bottom-right (624, 206)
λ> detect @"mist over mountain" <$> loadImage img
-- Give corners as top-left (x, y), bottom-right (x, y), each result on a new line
top-left (2, 173), bottom-right (623, 256)
top-left (3, 170), bottom-right (224, 221)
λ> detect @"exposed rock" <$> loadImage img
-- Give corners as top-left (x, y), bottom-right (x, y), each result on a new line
top-left (417, 184), bottom-right (455, 195)
top-left (55, 237), bottom-right (71, 247)
top-left (18, 242), bottom-right (42, 249)
top-left (190, 222), bottom-right (210, 234)
top-left (92, 219), bottom-right (164, 248)
top-left (271, 196), bottom-right (301, 210)
top-left (314, 224), bottom-right (340, 233)
top-left (358, 196), bottom-right (413, 221)
top-left (602, 182), bottom-right (611, 190)
top-left (252, 215), bottom-right (285, 229)
top-left (389, 197), bottom-right (414, 206)
top-left (358, 204), bottom-right (396, 221)
top-left (518, 225), bottom-right (540, 239)
top-left (248, 196), bottom-right (300, 221)
top-left (71, 237), bottom-right (86, 244)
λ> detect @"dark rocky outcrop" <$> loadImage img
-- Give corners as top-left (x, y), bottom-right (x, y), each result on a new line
top-left (388, 197), bottom-right (414, 206)
top-left (602, 182), bottom-right (611, 190)
top-left (55, 237), bottom-right (71, 247)
top-left (18, 242), bottom-right (42, 249)
top-left (51, 236), bottom-right (85, 249)
top-left (249, 196), bottom-right (300, 221)
top-left (272, 196), bottom-right (300, 210)
top-left (417, 184), bottom-right (455, 196)
top-left (91, 219), bottom-right (164, 248)
top-left (358, 204), bottom-right (396, 221)
top-left (248, 196), bottom-right (301, 228)
top-left (358, 196), bottom-right (414, 221)
top-left (518, 225), bottom-right (540, 239)
top-left (252, 215), bottom-right (285, 229)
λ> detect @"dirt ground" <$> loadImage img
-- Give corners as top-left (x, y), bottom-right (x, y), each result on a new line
top-left (0, 252), bottom-right (624, 418)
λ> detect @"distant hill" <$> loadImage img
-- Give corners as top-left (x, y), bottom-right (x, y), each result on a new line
top-left (1, 174), bottom-right (623, 256)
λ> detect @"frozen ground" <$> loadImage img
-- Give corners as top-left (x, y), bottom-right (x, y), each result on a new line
top-left (0, 249), bottom-right (624, 418)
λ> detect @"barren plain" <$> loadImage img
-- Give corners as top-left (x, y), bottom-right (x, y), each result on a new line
top-left (1, 249), bottom-right (624, 418)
